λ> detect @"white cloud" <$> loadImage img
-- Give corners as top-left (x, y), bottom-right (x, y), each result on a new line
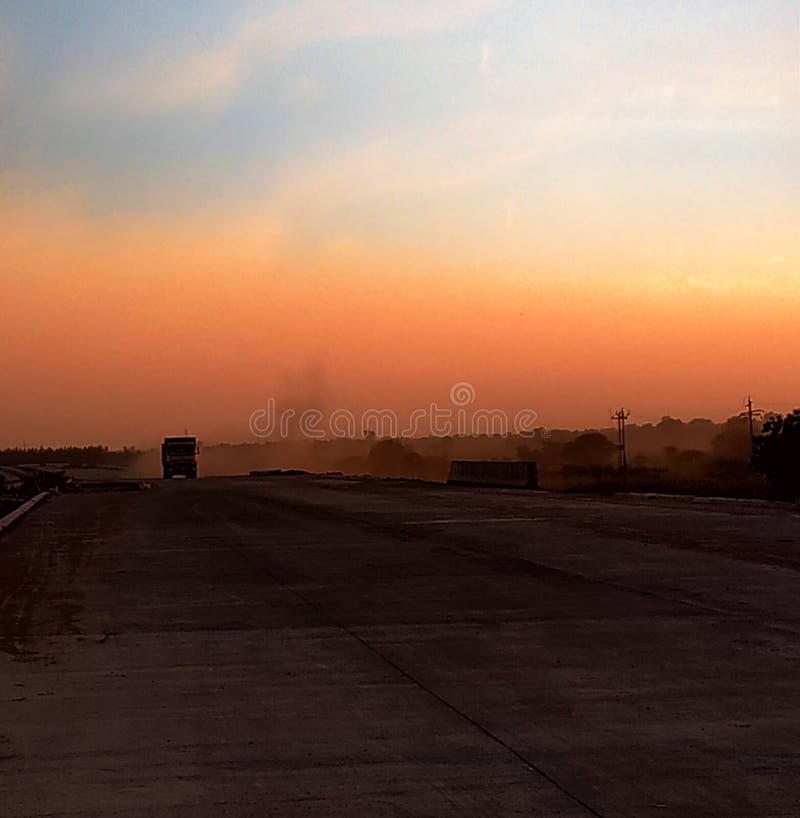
top-left (264, 111), bottom-right (587, 214)
top-left (68, 0), bottom-right (512, 115)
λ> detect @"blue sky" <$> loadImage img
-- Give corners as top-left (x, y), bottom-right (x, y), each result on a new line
top-left (2, 0), bottom-right (797, 227)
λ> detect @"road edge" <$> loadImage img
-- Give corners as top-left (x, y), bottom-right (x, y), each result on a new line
top-left (0, 492), bottom-right (49, 536)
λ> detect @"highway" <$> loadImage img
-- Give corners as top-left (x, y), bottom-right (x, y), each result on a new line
top-left (2, 476), bottom-right (800, 817)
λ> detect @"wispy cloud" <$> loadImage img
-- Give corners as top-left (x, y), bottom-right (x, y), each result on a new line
top-left (67, 0), bottom-right (512, 115)
top-left (266, 111), bottom-right (585, 210)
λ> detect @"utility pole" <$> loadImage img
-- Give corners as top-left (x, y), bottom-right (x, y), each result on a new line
top-left (612, 408), bottom-right (631, 474)
top-left (739, 396), bottom-right (763, 465)
top-left (737, 396), bottom-right (765, 499)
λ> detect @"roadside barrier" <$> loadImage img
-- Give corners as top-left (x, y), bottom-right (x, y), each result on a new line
top-left (447, 460), bottom-right (538, 489)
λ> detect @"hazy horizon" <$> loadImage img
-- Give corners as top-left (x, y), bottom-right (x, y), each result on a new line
top-left (2, 1), bottom-right (798, 448)
top-left (0, 408), bottom-right (784, 452)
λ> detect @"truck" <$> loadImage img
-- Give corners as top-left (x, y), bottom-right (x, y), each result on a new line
top-left (161, 436), bottom-right (199, 480)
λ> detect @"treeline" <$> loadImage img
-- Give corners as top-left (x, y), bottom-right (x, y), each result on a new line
top-left (179, 414), bottom-right (767, 497)
top-left (4, 410), bottom-right (797, 500)
top-left (755, 409), bottom-right (800, 500)
top-left (343, 411), bottom-right (799, 500)
top-left (0, 446), bottom-right (142, 468)
top-left (327, 418), bottom-right (761, 497)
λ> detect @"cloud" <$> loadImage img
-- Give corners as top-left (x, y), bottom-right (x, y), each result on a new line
top-left (259, 118), bottom-right (555, 223)
top-left (67, 0), bottom-right (512, 115)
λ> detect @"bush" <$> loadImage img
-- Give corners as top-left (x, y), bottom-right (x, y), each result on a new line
top-left (755, 410), bottom-right (800, 500)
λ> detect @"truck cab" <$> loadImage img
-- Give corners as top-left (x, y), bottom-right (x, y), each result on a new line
top-left (161, 436), bottom-right (199, 479)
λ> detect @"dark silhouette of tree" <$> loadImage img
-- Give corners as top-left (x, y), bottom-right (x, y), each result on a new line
top-left (561, 432), bottom-right (617, 468)
top-left (0, 446), bottom-right (141, 468)
top-left (754, 410), bottom-right (800, 500)
top-left (366, 439), bottom-right (416, 477)
top-left (711, 416), bottom-right (752, 461)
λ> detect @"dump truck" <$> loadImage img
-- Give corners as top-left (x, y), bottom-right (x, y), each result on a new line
top-left (161, 436), bottom-right (199, 479)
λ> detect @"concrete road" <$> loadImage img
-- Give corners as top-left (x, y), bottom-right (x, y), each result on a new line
top-left (2, 477), bottom-right (800, 817)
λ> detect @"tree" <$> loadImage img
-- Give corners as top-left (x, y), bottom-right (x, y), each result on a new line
top-left (754, 410), bottom-right (800, 500)
top-left (366, 439), bottom-right (411, 477)
top-left (561, 432), bottom-right (617, 468)
top-left (711, 416), bottom-right (752, 461)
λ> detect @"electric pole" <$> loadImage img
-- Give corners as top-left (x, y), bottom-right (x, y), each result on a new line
top-left (739, 396), bottom-right (763, 465)
top-left (612, 408), bottom-right (631, 473)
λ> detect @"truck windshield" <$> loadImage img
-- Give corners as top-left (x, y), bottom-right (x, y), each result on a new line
top-left (167, 444), bottom-right (196, 455)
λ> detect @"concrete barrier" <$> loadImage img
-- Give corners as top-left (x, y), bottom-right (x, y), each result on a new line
top-left (250, 469), bottom-right (311, 477)
top-left (447, 460), bottom-right (538, 489)
top-left (0, 492), bottom-right (49, 535)
top-left (71, 480), bottom-right (149, 491)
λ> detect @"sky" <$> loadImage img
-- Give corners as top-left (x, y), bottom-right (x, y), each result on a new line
top-left (1, 0), bottom-right (798, 447)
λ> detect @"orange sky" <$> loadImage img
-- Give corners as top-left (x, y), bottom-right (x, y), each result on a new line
top-left (2, 193), bottom-right (798, 447)
top-left (1, 2), bottom-right (798, 446)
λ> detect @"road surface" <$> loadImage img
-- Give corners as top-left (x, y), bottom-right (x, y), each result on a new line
top-left (2, 476), bottom-right (800, 817)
